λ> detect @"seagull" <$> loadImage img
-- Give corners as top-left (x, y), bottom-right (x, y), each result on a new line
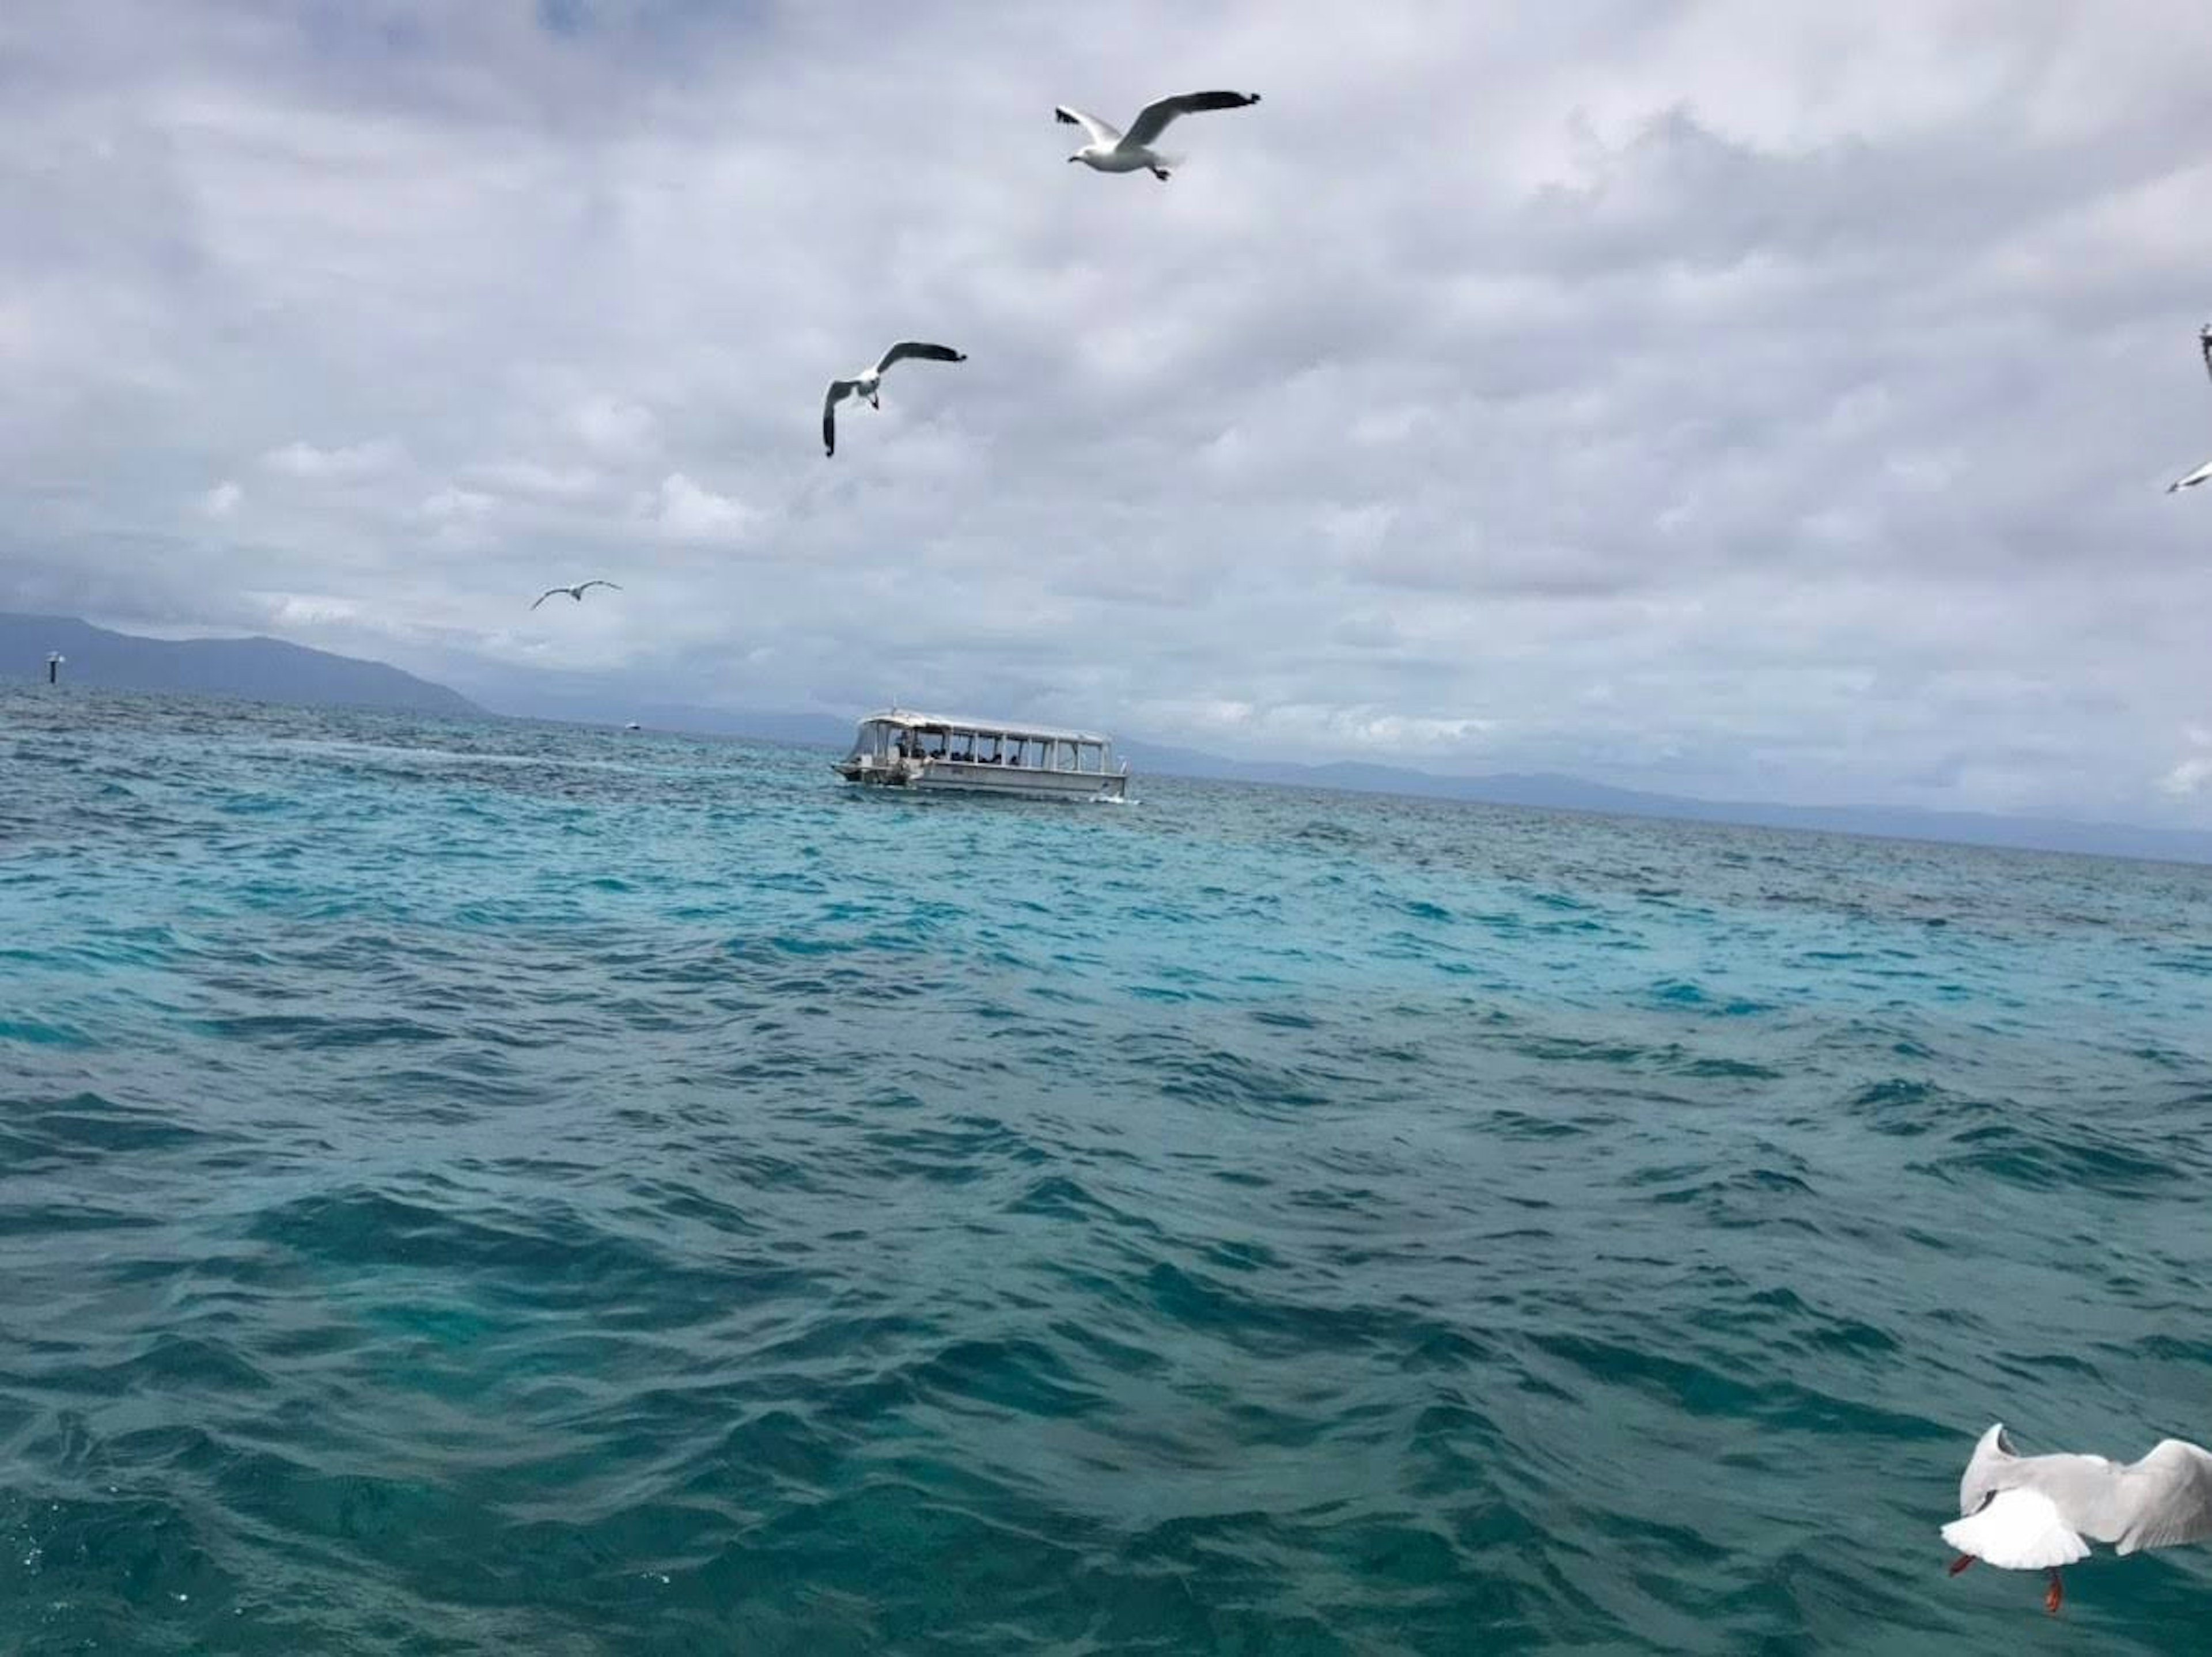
top-left (2167, 324), bottom-right (2212, 493)
top-left (822, 342), bottom-right (967, 457)
top-left (1055, 90), bottom-right (1262, 181)
top-left (530, 579), bottom-right (622, 611)
top-left (1941, 1423), bottom-right (2212, 1614)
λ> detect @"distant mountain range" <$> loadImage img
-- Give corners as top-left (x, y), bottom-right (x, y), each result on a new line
top-left (1, 613), bottom-right (482, 716)
top-left (1113, 740), bottom-right (2212, 864)
top-left (9, 613), bottom-right (2208, 863)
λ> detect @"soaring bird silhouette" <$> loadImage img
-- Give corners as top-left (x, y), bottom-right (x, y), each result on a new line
top-left (531, 579), bottom-right (622, 611)
top-left (823, 342), bottom-right (967, 457)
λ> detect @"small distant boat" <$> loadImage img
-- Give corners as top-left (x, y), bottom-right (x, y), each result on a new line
top-left (833, 707), bottom-right (1131, 803)
top-left (624, 722), bottom-right (642, 731)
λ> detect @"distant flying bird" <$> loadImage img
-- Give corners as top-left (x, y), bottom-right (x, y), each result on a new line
top-left (1055, 90), bottom-right (1262, 180)
top-left (531, 579), bottom-right (622, 611)
top-left (822, 342), bottom-right (967, 457)
top-left (1941, 1423), bottom-right (2212, 1615)
top-left (2168, 324), bottom-right (2212, 493)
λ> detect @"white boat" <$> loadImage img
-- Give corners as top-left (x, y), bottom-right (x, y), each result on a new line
top-left (833, 707), bottom-right (1131, 802)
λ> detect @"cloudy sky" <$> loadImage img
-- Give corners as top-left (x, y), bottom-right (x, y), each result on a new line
top-left (5, 1), bottom-right (2211, 820)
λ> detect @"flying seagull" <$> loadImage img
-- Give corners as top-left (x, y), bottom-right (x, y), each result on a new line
top-left (2168, 324), bottom-right (2212, 493)
top-left (531, 579), bottom-right (622, 611)
top-left (1941, 1423), bottom-right (2212, 1614)
top-left (1056, 90), bottom-right (1262, 181)
top-left (823, 342), bottom-right (967, 457)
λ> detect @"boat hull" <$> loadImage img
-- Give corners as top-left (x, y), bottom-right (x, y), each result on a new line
top-left (834, 756), bottom-right (1128, 803)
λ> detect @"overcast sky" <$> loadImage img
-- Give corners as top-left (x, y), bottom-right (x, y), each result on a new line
top-left (5, 1), bottom-right (2211, 819)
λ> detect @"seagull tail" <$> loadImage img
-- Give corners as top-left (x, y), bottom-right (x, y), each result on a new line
top-left (1941, 1489), bottom-right (2091, 1572)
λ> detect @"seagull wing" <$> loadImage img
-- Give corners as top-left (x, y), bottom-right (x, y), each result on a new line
top-left (580, 580), bottom-right (622, 594)
top-left (2199, 325), bottom-right (2211, 387)
top-left (1122, 89), bottom-right (1262, 150)
top-left (823, 380), bottom-right (857, 456)
top-left (529, 588), bottom-right (563, 610)
top-left (1941, 1487), bottom-right (2092, 1571)
top-left (1054, 105), bottom-right (1120, 147)
top-left (874, 342), bottom-right (967, 374)
top-left (2112, 1440), bottom-right (2212, 1554)
top-left (2168, 458), bottom-right (2212, 493)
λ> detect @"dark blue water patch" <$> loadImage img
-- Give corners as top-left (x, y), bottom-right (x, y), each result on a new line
top-left (1913, 1121), bottom-right (2192, 1196)
top-left (1526, 1333), bottom-right (1948, 1440)
top-left (1652, 1046), bottom-right (1786, 1082)
top-left (0, 1093), bottom-right (218, 1165)
top-left (0, 1017), bottom-right (97, 1047)
top-left (192, 1011), bottom-right (452, 1048)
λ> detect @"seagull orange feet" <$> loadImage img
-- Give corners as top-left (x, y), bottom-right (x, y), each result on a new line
top-left (2044, 1569), bottom-right (2063, 1616)
top-left (1947, 1554), bottom-right (1975, 1576)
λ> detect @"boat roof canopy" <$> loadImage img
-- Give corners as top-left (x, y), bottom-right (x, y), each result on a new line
top-left (859, 708), bottom-right (1112, 745)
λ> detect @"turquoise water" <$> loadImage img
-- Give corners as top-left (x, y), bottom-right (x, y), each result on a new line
top-left (3, 687), bottom-right (2209, 1654)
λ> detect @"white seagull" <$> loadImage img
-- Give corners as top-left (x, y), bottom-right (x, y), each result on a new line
top-left (2167, 325), bottom-right (2212, 494)
top-left (822, 342), bottom-right (967, 457)
top-left (1941, 1423), bottom-right (2212, 1614)
top-left (1055, 90), bottom-right (1262, 181)
top-left (530, 579), bottom-right (622, 611)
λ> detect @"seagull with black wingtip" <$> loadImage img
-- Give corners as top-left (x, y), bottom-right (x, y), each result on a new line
top-left (1055, 89), bottom-right (1262, 181)
top-left (822, 342), bottom-right (968, 457)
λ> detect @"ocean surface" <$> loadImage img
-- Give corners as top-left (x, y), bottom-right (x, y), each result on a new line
top-left (3, 687), bottom-right (2210, 1656)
